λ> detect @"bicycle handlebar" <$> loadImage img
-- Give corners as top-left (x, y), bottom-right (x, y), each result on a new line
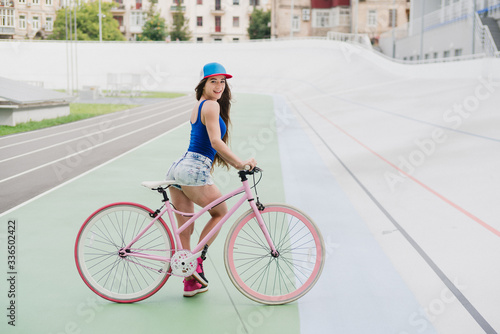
top-left (242, 166), bottom-right (262, 174)
top-left (238, 166), bottom-right (262, 181)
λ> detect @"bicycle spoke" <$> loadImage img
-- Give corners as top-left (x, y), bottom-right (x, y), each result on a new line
top-left (225, 205), bottom-right (324, 305)
top-left (76, 204), bottom-right (173, 302)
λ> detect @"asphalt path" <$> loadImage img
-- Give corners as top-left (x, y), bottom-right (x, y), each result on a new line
top-left (0, 94), bottom-right (194, 214)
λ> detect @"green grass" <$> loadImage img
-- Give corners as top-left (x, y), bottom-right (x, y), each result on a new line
top-left (96, 90), bottom-right (186, 99)
top-left (140, 91), bottom-right (185, 98)
top-left (0, 103), bottom-right (139, 136)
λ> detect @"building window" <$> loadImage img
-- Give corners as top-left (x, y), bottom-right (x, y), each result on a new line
top-left (368, 10), bottom-right (377, 27)
top-left (114, 15), bottom-right (123, 27)
top-left (45, 16), bottom-right (53, 30)
top-left (388, 9), bottom-right (397, 27)
top-left (433, 52), bottom-right (438, 58)
top-left (197, 37), bottom-right (203, 42)
top-left (197, 16), bottom-right (203, 26)
top-left (173, 0), bottom-right (184, 4)
top-left (32, 16), bottom-right (39, 29)
top-left (443, 50), bottom-right (450, 58)
top-left (250, 0), bottom-right (259, 6)
top-left (215, 16), bottom-right (221, 32)
top-left (130, 11), bottom-right (146, 27)
top-left (339, 8), bottom-right (349, 26)
top-left (46, 0), bottom-right (52, 5)
top-left (314, 10), bottom-right (330, 28)
top-left (292, 15), bottom-right (300, 31)
top-left (19, 0), bottom-right (26, 3)
top-left (454, 49), bottom-right (462, 57)
top-left (233, 0), bottom-right (239, 4)
top-left (0, 9), bottom-right (15, 27)
top-left (233, 37), bottom-right (239, 42)
top-left (233, 16), bottom-right (239, 27)
top-left (19, 14), bottom-right (26, 29)
top-left (197, 0), bottom-right (202, 4)
top-left (32, 0), bottom-right (39, 4)
top-left (302, 8), bottom-right (310, 21)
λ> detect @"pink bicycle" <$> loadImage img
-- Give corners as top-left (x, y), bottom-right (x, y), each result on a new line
top-left (74, 168), bottom-right (325, 305)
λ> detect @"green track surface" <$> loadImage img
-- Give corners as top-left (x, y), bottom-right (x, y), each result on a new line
top-left (0, 94), bottom-right (301, 334)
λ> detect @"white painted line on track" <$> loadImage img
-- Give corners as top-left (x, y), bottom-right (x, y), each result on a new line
top-left (0, 109), bottom-right (191, 184)
top-left (0, 101), bottom-right (194, 163)
top-left (0, 97), bottom-right (193, 150)
top-left (0, 121), bottom-right (188, 218)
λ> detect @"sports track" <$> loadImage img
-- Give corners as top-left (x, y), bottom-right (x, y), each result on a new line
top-left (1, 40), bottom-right (500, 334)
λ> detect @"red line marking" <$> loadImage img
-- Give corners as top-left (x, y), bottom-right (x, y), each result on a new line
top-left (310, 106), bottom-right (500, 238)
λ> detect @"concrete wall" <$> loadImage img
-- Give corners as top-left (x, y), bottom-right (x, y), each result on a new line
top-left (385, 19), bottom-right (476, 60)
top-left (0, 103), bottom-right (70, 126)
top-left (1, 39), bottom-right (499, 97)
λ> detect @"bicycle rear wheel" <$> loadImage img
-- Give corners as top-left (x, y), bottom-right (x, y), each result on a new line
top-left (224, 203), bottom-right (325, 305)
top-left (75, 202), bottom-right (174, 303)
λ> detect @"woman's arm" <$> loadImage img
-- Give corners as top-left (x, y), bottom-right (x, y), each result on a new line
top-left (202, 100), bottom-right (256, 170)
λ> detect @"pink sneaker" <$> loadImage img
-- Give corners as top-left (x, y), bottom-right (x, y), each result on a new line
top-left (192, 257), bottom-right (208, 287)
top-left (183, 277), bottom-right (208, 297)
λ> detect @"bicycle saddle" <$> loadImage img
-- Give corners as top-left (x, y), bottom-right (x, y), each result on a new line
top-left (141, 180), bottom-right (177, 189)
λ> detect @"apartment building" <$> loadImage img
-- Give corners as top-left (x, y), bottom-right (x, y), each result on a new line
top-left (188, 0), bottom-right (268, 42)
top-left (0, 0), bottom-right (59, 39)
top-left (1, 0), bottom-right (267, 41)
top-left (272, 0), bottom-right (410, 40)
top-left (379, 0), bottom-right (500, 60)
top-left (271, 0), bottom-right (312, 38)
top-left (356, 0), bottom-right (410, 39)
top-left (110, 0), bottom-right (269, 42)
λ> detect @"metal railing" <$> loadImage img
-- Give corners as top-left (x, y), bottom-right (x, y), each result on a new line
top-left (326, 31), bottom-right (372, 49)
top-left (474, 12), bottom-right (499, 57)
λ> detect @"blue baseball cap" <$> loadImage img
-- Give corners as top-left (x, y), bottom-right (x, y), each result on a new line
top-left (201, 62), bottom-right (232, 80)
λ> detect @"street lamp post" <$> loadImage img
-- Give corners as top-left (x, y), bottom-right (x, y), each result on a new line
top-left (392, 0), bottom-right (396, 58)
top-left (99, 0), bottom-right (102, 42)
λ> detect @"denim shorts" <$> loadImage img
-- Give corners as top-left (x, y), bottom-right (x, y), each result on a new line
top-left (166, 152), bottom-right (214, 190)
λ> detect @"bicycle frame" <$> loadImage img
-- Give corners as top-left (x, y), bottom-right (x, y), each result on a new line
top-left (122, 174), bottom-right (277, 264)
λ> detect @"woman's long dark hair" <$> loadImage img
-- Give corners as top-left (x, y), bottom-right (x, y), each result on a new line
top-left (195, 77), bottom-right (232, 171)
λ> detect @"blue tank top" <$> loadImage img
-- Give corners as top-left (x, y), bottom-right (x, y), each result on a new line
top-left (187, 100), bottom-right (227, 162)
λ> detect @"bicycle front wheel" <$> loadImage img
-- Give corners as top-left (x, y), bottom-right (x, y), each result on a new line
top-left (224, 203), bottom-right (325, 305)
top-left (75, 203), bottom-right (175, 303)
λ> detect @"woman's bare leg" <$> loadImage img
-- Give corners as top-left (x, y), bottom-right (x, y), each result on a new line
top-left (169, 187), bottom-right (195, 250)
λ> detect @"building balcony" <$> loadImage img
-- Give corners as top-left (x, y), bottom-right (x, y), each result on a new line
top-left (130, 25), bottom-right (143, 34)
top-left (111, 4), bottom-right (126, 13)
top-left (210, 5), bottom-right (225, 15)
top-left (209, 27), bottom-right (225, 36)
top-left (0, 0), bottom-right (14, 7)
top-left (170, 5), bottom-right (186, 12)
top-left (0, 27), bottom-right (15, 35)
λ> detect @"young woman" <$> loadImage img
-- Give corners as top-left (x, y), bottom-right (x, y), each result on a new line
top-left (166, 62), bottom-right (257, 297)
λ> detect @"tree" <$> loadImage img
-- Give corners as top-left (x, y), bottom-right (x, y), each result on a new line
top-left (139, 13), bottom-right (168, 41)
top-left (50, 2), bottom-right (125, 41)
top-left (248, 9), bottom-right (271, 40)
top-left (169, 4), bottom-right (192, 41)
top-left (138, 0), bottom-right (167, 41)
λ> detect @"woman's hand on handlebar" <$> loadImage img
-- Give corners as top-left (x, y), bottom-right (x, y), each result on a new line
top-left (238, 158), bottom-right (257, 171)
